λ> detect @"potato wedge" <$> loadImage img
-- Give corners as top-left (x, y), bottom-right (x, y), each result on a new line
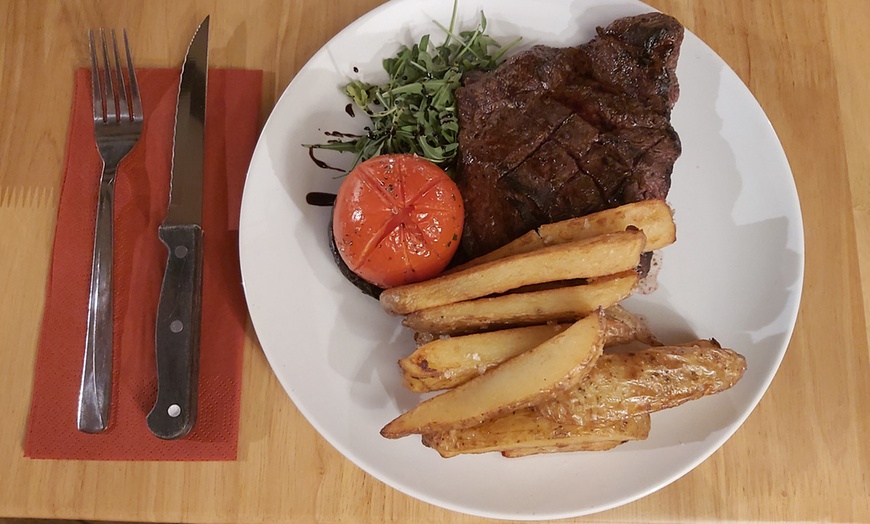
top-left (400, 324), bottom-right (571, 393)
top-left (401, 305), bottom-right (658, 393)
top-left (421, 409), bottom-right (650, 458)
top-left (380, 311), bottom-right (605, 439)
top-left (539, 200), bottom-right (675, 252)
top-left (501, 440), bottom-right (624, 457)
top-left (535, 342), bottom-right (747, 425)
top-left (402, 271), bottom-right (638, 336)
top-left (380, 230), bottom-right (646, 315)
top-left (451, 200), bottom-right (674, 272)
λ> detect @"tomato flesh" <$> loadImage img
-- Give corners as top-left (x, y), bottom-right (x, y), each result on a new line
top-left (332, 154), bottom-right (464, 288)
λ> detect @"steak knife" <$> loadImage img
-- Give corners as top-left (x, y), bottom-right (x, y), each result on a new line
top-left (146, 16), bottom-right (209, 440)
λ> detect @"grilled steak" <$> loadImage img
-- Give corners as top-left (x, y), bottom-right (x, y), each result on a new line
top-left (455, 12), bottom-right (684, 259)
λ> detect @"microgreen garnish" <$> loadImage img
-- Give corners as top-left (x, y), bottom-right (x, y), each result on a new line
top-left (305, 2), bottom-right (520, 175)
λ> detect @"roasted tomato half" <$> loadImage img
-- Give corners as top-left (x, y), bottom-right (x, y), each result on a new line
top-left (332, 154), bottom-right (464, 288)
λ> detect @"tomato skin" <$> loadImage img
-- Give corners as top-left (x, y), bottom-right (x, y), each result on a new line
top-left (332, 154), bottom-right (464, 288)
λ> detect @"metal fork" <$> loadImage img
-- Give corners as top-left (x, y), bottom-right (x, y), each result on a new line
top-left (77, 29), bottom-right (144, 433)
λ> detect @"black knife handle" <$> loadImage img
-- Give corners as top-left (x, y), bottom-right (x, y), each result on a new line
top-left (147, 224), bottom-right (204, 440)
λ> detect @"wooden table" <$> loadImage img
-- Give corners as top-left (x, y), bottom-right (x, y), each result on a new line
top-left (2, 0), bottom-right (868, 522)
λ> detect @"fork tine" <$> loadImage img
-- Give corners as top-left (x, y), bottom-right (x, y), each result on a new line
top-left (99, 29), bottom-right (117, 123)
top-left (110, 29), bottom-right (129, 122)
top-left (123, 29), bottom-right (144, 123)
top-left (88, 30), bottom-right (103, 123)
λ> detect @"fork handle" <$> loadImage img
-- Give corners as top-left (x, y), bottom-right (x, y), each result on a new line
top-left (77, 177), bottom-right (115, 433)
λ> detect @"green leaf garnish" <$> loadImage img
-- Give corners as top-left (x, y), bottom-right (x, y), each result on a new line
top-left (305, 2), bottom-right (520, 176)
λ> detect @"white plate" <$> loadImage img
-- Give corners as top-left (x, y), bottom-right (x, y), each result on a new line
top-left (239, 0), bottom-right (804, 519)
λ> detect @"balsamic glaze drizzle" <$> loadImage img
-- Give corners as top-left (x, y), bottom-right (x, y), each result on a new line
top-left (305, 192), bottom-right (337, 207)
top-left (324, 130), bottom-right (359, 138)
top-left (307, 147), bottom-right (345, 172)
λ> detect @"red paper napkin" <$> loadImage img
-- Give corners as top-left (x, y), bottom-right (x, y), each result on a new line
top-left (25, 67), bottom-right (262, 460)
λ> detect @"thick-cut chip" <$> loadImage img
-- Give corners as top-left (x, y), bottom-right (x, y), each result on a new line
top-left (380, 230), bottom-right (646, 315)
top-left (451, 200), bottom-right (674, 272)
top-left (380, 311), bottom-right (605, 439)
top-left (501, 440), bottom-right (623, 458)
top-left (401, 305), bottom-right (658, 393)
top-left (421, 409), bottom-right (650, 458)
top-left (400, 324), bottom-right (570, 393)
top-left (536, 342), bottom-right (747, 425)
top-left (402, 271), bottom-right (638, 336)
top-left (539, 200), bottom-right (675, 251)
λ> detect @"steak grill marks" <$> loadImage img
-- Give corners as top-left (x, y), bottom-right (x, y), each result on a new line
top-left (455, 13), bottom-right (685, 259)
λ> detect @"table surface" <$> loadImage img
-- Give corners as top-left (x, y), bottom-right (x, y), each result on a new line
top-left (2, 0), bottom-right (869, 522)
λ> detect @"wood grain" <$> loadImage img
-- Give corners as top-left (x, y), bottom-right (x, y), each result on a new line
top-left (2, 0), bottom-right (869, 522)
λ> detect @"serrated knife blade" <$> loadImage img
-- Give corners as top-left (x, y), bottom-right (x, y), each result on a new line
top-left (146, 15), bottom-right (209, 440)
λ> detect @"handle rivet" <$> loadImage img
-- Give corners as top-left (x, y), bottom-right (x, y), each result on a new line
top-left (174, 245), bottom-right (188, 258)
top-left (170, 320), bottom-right (184, 333)
top-left (168, 404), bottom-right (181, 417)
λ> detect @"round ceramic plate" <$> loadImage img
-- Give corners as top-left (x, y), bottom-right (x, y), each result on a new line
top-left (239, 0), bottom-right (804, 519)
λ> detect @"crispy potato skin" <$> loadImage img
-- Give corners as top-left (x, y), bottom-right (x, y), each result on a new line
top-left (380, 311), bottom-right (605, 439)
top-left (600, 304), bottom-right (661, 347)
top-left (535, 342), bottom-right (747, 425)
top-left (380, 230), bottom-right (646, 315)
top-left (421, 409), bottom-right (650, 458)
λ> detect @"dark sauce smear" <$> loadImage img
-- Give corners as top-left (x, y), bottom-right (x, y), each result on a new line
top-left (344, 103), bottom-right (355, 117)
top-left (324, 130), bottom-right (359, 139)
top-left (307, 131), bottom-right (361, 172)
top-left (305, 192), bottom-right (337, 206)
top-left (307, 147), bottom-right (345, 172)
top-left (637, 251), bottom-right (653, 279)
